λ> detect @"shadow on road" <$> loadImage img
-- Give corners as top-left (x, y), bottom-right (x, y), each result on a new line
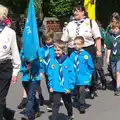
top-left (49, 113), bottom-right (68, 120)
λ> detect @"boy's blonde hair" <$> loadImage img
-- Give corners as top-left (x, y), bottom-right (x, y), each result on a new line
top-left (111, 21), bottom-right (120, 29)
top-left (43, 29), bottom-right (54, 41)
top-left (54, 40), bottom-right (67, 54)
top-left (74, 36), bottom-right (84, 45)
top-left (0, 5), bottom-right (8, 21)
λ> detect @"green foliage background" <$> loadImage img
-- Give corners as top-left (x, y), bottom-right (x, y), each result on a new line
top-left (48, 0), bottom-right (74, 17)
top-left (24, 0), bottom-right (40, 17)
top-left (0, 0), bottom-right (120, 27)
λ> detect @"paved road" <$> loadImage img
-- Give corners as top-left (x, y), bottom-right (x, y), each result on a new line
top-left (6, 70), bottom-right (120, 120)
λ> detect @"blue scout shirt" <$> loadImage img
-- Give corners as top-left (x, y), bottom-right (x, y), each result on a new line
top-left (20, 49), bottom-right (29, 81)
top-left (47, 56), bottom-right (75, 93)
top-left (40, 43), bottom-right (55, 75)
top-left (38, 47), bottom-right (45, 73)
top-left (20, 49), bottom-right (44, 82)
top-left (70, 49), bottom-right (94, 86)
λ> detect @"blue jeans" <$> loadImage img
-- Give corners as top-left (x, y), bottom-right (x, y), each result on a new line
top-left (110, 60), bottom-right (120, 74)
top-left (22, 81), bottom-right (40, 117)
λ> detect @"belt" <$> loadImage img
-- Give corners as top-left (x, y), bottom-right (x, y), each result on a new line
top-left (0, 59), bottom-right (11, 64)
top-left (83, 44), bottom-right (95, 48)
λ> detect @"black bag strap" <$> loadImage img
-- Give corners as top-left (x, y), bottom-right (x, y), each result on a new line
top-left (90, 19), bottom-right (92, 29)
top-left (90, 19), bottom-right (95, 42)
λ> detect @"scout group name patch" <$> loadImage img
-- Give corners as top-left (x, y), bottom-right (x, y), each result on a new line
top-left (84, 55), bottom-right (88, 60)
top-left (51, 64), bottom-right (55, 69)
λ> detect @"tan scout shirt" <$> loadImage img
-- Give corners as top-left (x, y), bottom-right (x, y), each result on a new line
top-left (61, 18), bottom-right (101, 48)
top-left (0, 26), bottom-right (20, 76)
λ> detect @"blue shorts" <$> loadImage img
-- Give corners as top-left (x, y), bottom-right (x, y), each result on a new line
top-left (110, 60), bottom-right (120, 73)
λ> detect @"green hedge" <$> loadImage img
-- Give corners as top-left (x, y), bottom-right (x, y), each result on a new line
top-left (24, 0), bottom-right (40, 17)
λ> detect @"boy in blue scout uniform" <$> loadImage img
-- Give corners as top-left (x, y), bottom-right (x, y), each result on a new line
top-left (70, 36), bottom-right (94, 114)
top-left (105, 21), bottom-right (120, 96)
top-left (47, 40), bottom-right (75, 120)
top-left (20, 48), bottom-right (44, 120)
top-left (40, 29), bottom-right (55, 110)
top-left (18, 49), bottom-right (44, 109)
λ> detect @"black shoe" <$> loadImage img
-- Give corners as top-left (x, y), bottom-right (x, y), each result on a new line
top-left (21, 116), bottom-right (35, 120)
top-left (68, 115), bottom-right (74, 120)
top-left (90, 93), bottom-right (95, 99)
top-left (35, 111), bottom-right (41, 118)
top-left (18, 98), bottom-right (27, 109)
top-left (114, 90), bottom-right (120, 96)
top-left (79, 107), bottom-right (85, 114)
top-left (21, 116), bottom-right (29, 120)
top-left (20, 109), bottom-right (26, 115)
top-left (59, 99), bottom-right (63, 106)
top-left (47, 104), bottom-right (52, 112)
top-left (39, 95), bottom-right (44, 106)
top-left (3, 108), bottom-right (15, 120)
top-left (102, 85), bottom-right (106, 90)
top-left (73, 96), bottom-right (79, 102)
top-left (94, 92), bottom-right (98, 97)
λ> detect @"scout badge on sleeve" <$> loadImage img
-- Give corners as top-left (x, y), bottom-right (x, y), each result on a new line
top-left (84, 55), bottom-right (88, 60)
top-left (39, 57), bottom-right (43, 62)
top-left (51, 64), bottom-right (55, 69)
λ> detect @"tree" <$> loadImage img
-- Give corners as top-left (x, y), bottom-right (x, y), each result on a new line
top-left (24, 0), bottom-right (40, 17)
top-left (47, 0), bottom-right (74, 17)
top-left (1, 0), bottom-right (120, 27)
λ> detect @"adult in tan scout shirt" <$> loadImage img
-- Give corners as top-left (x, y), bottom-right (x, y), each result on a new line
top-left (0, 4), bottom-right (20, 120)
top-left (61, 5), bottom-right (102, 99)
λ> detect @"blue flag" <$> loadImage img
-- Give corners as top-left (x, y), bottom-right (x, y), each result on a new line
top-left (22, 0), bottom-right (40, 62)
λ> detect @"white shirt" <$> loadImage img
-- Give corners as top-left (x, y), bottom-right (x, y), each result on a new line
top-left (0, 26), bottom-right (20, 76)
top-left (61, 18), bottom-right (101, 48)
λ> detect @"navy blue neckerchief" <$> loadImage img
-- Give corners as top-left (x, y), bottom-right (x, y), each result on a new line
top-left (112, 33), bottom-right (120, 39)
top-left (74, 16), bottom-right (87, 25)
top-left (44, 43), bottom-right (54, 65)
top-left (55, 54), bottom-right (67, 87)
top-left (44, 42), bottom-right (54, 50)
top-left (112, 33), bottom-right (120, 56)
top-left (55, 54), bottom-right (67, 64)
top-left (74, 49), bottom-right (84, 54)
top-left (0, 22), bottom-right (6, 33)
top-left (74, 49), bottom-right (84, 72)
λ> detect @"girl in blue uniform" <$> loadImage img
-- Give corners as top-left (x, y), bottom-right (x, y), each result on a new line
top-left (47, 40), bottom-right (75, 120)
top-left (70, 36), bottom-right (94, 114)
top-left (20, 49), bottom-right (44, 120)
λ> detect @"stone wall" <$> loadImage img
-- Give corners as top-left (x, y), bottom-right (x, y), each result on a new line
top-left (43, 17), bottom-right (63, 40)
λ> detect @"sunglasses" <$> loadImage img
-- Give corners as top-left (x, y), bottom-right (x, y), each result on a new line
top-left (73, 8), bottom-right (83, 12)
